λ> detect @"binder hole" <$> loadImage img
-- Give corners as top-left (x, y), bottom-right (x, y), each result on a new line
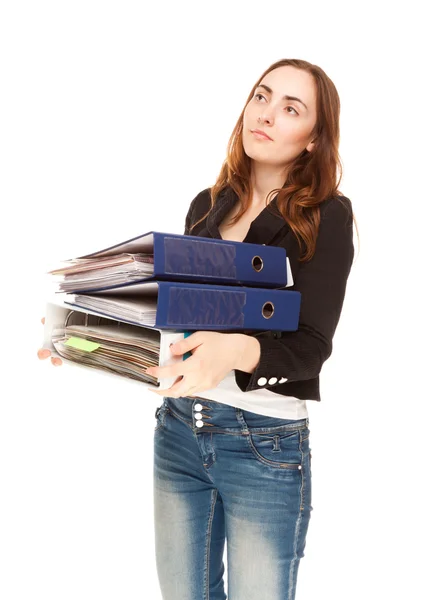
top-left (262, 302), bottom-right (274, 319)
top-left (252, 255), bottom-right (263, 272)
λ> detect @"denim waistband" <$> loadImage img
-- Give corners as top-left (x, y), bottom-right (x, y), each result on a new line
top-left (160, 396), bottom-right (309, 435)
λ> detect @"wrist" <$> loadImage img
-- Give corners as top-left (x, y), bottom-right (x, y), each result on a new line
top-left (232, 333), bottom-right (261, 373)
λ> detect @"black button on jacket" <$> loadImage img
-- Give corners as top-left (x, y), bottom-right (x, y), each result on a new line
top-left (183, 186), bottom-right (355, 402)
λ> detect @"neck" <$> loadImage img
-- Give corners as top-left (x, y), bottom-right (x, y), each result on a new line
top-left (249, 163), bottom-right (287, 207)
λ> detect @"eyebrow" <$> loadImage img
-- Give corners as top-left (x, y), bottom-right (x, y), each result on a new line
top-left (256, 84), bottom-right (308, 111)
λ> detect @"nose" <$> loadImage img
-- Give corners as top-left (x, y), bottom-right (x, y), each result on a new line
top-left (258, 113), bottom-right (273, 125)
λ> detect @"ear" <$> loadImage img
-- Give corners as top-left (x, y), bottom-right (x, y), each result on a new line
top-left (306, 139), bottom-right (316, 153)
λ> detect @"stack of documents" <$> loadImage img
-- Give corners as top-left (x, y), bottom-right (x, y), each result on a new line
top-left (43, 301), bottom-right (187, 389)
top-left (43, 230), bottom-right (301, 389)
top-left (49, 253), bottom-right (155, 291)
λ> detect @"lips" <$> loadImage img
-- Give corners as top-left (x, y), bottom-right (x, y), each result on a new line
top-left (251, 129), bottom-right (273, 141)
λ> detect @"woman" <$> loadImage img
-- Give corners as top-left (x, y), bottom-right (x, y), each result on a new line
top-left (39, 58), bottom-right (356, 599)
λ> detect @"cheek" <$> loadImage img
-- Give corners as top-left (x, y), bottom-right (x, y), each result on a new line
top-left (277, 121), bottom-right (311, 145)
top-left (242, 111), bottom-right (253, 140)
top-left (243, 103), bottom-right (256, 123)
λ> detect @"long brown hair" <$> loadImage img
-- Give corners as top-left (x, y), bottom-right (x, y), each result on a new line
top-left (190, 58), bottom-right (359, 262)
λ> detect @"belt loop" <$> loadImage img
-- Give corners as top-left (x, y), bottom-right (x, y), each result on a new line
top-left (235, 407), bottom-right (250, 434)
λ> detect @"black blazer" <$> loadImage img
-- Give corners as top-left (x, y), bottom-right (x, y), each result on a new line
top-left (183, 186), bottom-right (355, 402)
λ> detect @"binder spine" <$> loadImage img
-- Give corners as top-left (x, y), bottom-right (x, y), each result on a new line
top-left (162, 285), bottom-right (246, 327)
top-left (155, 282), bottom-right (301, 330)
top-left (161, 235), bottom-right (238, 279)
top-left (153, 233), bottom-right (288, 287)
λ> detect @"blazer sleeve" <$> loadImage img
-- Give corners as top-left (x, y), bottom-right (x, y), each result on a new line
top-left (234, 196), bottom-right (355, 392)
top-left (184, 188), bottom-right (209, 235)
top-left (184, 198), bottom-right (196, 235)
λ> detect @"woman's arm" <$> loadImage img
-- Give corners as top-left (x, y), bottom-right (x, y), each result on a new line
top-left (234, 197), bottom-right (355, 392)
top-left (184, 189), bottom-right (208, 235)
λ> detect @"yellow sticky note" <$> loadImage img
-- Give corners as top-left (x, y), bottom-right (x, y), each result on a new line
top-left (65, 337), bottom-right (100, 352)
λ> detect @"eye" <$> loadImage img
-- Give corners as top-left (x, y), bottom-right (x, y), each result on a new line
top-left (254, 93), bottom-right (298, 115)
top-left (286, 106), bottom-right (299, 115)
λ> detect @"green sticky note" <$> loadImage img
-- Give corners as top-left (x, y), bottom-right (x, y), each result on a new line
top-left (65, 337), bottom-right (100, 352)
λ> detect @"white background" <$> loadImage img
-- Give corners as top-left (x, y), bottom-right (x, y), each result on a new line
top-left (1, 1), bottom-right (428, 598)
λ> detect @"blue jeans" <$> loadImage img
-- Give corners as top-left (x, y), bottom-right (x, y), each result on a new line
top-left (153, 396), bottom-right (313, 600)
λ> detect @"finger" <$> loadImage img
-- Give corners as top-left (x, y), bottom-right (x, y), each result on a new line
top-left (51, 356), bottom-right (63, 366)
top-left (41, 317), bottom-right (45, 325)
top-left (146, 363), bottom-right (185, 379)
top-left (37, 348), bottom-right (51, 360)
top-left (170, 332), bottom-right (203, 356)
top-left (147, 375), bottom-right (185, 397)
top-left (147, 388), bottom-right (163, 395)
top-left (156, 378), bottom-right (199, 399)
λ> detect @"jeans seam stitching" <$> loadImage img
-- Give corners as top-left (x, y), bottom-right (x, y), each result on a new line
top-left (289, 495), bottom-right (302, 598)
top-left (299, 429), bottom-right (305, 509)
top-left (205, 489), bottom-right (218, 600)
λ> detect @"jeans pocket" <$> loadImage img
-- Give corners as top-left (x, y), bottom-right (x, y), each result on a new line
top-left (247, 426), bottom-right (308, 470)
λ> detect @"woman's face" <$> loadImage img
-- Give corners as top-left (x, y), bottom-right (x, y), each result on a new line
top-left (242, 65), bottom-right (318, 169)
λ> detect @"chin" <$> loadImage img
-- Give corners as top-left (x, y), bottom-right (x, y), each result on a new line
top-left (242, 141), bottom-right (268, 161)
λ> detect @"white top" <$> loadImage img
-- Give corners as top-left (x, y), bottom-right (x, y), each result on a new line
top-left (191, 370), bottom-right (308, 420)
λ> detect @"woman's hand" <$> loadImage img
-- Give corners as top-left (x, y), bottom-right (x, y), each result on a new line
top-left (145, 331), bottom-right (246, 398)
top-left (37, 317), bottom-right (63, 366)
